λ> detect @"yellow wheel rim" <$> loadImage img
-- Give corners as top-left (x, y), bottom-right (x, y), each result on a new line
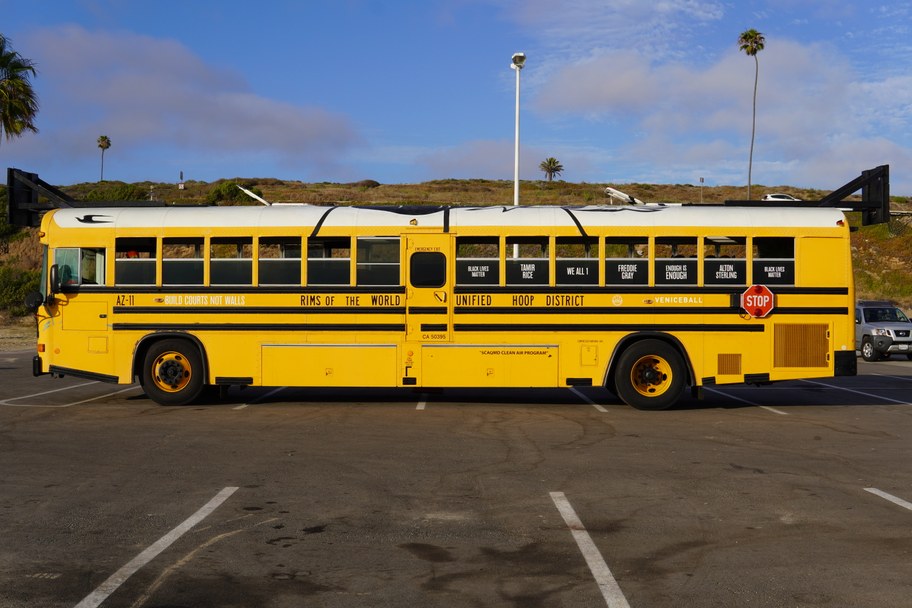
top-left (152, 351), bottom-right (192, 393)
top-left (629, 354), bottom-right (672, 398)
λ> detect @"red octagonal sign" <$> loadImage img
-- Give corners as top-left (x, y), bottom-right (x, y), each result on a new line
top-left (741, 284), bottom-right (775, 318)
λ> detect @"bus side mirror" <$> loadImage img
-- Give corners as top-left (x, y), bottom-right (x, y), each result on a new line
top-left (24, 290), bottom-right (44, 313)
top-left (49, 264), bottom-right (61, 295)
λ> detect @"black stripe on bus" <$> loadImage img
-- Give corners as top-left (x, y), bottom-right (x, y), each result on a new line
top-left (215, 376), bottom-right (253, 385)
top-left (113, 306), bottom-right (406, 315)
top-left (561, 208), bottom-right (590, 239)
top-left (453, 323), bottom-right (765, 332)
top-left (110, 321), bottom-right (766, 334)
top-left (452, 306), bottom-right (850, 316)
top-left (420, 324), bottom-right (449, 332)
top-left (310, 207), bottom-right (338, 238)
top-left (111, 305), bottom-right (848, 318)
top-left (112, 323), bottom-right (406, 332)
top-left (95, 286), bottom-right (407, 294)
top-left (454, 306), bottom-right (735, 315)
top-left (48, 365), bottom-right (119, 384)
top-left (408, 306), bottom-right (448, 315)
top-left (452, 286), bottom-right (850, 295)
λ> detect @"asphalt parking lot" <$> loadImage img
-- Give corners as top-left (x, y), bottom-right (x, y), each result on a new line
top-left (1, 348), bottom-right (910, 608)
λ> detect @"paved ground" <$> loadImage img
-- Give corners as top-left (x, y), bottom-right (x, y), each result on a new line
top-left (1, 346), bottom-right (910, 608)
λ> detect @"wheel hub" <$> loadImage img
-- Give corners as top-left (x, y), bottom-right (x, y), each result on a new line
top-left (631, 355), bottom-right (671, 396)
top-left (153, 353), bottom-right (191, 392)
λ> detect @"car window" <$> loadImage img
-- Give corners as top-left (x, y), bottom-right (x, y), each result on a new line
top-left (864, 307), bottom-right (910, 323)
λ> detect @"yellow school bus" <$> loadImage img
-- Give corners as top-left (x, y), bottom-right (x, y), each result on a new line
top-left (21, 199), bottom-right (860, 409)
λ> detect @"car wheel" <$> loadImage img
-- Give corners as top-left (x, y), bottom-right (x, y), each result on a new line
top-left (860, 337), bottom-right (881, 362)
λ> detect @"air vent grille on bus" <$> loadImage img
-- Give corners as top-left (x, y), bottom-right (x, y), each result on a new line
top-left (717, 353), bottom-right (742, 375)
top-left (774, 324), bottom-right (829, 368)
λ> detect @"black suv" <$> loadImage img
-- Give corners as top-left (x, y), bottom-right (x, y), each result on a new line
top-left (855, 301), bottom-right (912, 361)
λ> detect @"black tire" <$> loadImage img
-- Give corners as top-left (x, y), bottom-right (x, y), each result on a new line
top-left (141, 338), bottom-right (205, 405)
top-left (906, 353), bottom-right (912, 361)
top-left (860, 337), bottom-right (881, 362)
top-left (614, 339), bottom-right (687, 410)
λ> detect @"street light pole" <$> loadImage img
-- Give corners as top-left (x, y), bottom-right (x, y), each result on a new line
top-left (511, 52), bottom-right (525, 258)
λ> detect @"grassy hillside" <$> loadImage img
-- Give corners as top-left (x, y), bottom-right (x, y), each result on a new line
top-left (2, 177), bottom-right (910, 316)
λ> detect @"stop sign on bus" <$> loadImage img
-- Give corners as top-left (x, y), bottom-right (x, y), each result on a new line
top-left (741, 284), bottom-right (775, 318)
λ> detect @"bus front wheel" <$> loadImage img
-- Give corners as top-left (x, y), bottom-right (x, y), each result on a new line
top-left (614, 340), bottom-right (686, 410)
top-left (141, 339), bottom-right (204, 406)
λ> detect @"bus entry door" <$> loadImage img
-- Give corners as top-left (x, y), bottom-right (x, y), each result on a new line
top-left (405, 235), bottom-right (452, 350)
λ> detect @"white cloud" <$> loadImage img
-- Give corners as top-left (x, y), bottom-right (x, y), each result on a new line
top-left (528, 34), bottom-right (912, 191)
top-left (418, 139), bottom-right (516, 179)
top-left (504, 0), bottom-right (725, 60)
top-left (22, 25), bottom-right (360, 179)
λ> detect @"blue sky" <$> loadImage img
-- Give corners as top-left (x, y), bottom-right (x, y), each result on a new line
top-left (4, 0), bottom-right (912, 194)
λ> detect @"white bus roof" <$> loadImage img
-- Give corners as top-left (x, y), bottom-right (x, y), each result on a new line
top-left (46, 204), bottom-right (847, 232)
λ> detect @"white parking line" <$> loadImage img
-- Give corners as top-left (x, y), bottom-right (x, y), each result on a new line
top-left (74, 486), bottom-right (239, 608)
top-left (703, 387), bottom-right (788, 415)
top-left (0, 380), bottom-right (99, 405)
top-left (570, 387), bottom-right (608, 412)
top-left (864, 487), bottom-right (912, 512)
top-left (801, 379), bottom-right (912, 405)
top-left (870, 373), bottom-right (912, 383)
top-left (416, 395), bottom-right (427, 410)
top-left (550, 491), bottom-right (631, 608)
top-left (0, 383), bottom-right (140, 408)
top-left (234, 386), bottom-right (286, 409)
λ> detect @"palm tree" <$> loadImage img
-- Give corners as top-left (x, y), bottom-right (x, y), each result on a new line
top-left (0, 34), bottom-right (39, 146)
top-left (539, 157), bottom-right (564, 182)
top-left (97, 135), bottom-right (111, 181)
top-left (738, 28), bottom-right (765, 200)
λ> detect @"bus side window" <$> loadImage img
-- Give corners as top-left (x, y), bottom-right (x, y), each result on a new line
top-left (307, 237), bottom-right (351, 285)
top-left (55, 248), bottom-right (80, 286)
top-left (210, 237), bottom-right (253, 285)
top-left (556, 238), bottom-right (598, 286)
top-left (752, 237), bottom-right (795, 284)
top-left (80, 248), bottom-right (105, 285)
top-left (410, 252), bottom-right (446, 288)
top-left (505, 237), bottom-right (549, 286)
top-left (703, 236), bottom-right (746, 285)
top-left (259, 237), bottom-right (302, 285)
top-left (163, 238), bottom-right (204, 285)
top-left (55, 247), bottom-right (106, 287)
top-left (356, 237), bottom-right (400, 286)
top-left (115, 238), bottom-right (156, 285)
top-left (605, 238), bottom-right (648, 285)
top-left (655, 237), bottom-right (698, 285)
top-left (456, 238), bottom-right (499, 285)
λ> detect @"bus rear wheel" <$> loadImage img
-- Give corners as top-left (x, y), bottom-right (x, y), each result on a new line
top-left (141, 339), bottom-right (204, 406)
top-left (615, 340), bottom-right (686, 410)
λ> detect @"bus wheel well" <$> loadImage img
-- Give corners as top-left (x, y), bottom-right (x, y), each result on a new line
top-left (133, 333), bottom-right (209, 385)
top-left (605, 333), bottom-right (695, 391)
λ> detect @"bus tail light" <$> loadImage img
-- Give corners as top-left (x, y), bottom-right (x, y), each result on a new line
top-left (37, 343), bottom-right (45, 353)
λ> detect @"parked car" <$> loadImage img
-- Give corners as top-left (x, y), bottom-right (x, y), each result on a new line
top-left (855, 300), bottom-right (912, 361)
top-left (761, 193), bottom-right (802, 202)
